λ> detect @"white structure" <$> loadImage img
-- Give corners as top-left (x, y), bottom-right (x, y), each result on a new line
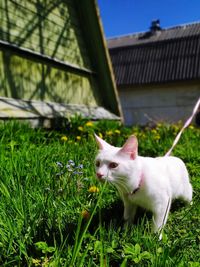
top-left (108, 21), bottom-right (200, 125)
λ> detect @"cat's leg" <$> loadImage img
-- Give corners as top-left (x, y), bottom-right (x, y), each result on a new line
top-left (178, 168), bottom-right (193, 204)
top-left (152, 197), bottom-right (171, 240)
top-left (123, 199), bottom-right (137, 222)
top-left (181, 182), bottom-right (193, 204)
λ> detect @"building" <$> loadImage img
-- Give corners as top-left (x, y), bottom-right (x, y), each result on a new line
top-left (0, 0), bottom-right (122, 127)
top-left (108, 20), bottom-right (200, 125)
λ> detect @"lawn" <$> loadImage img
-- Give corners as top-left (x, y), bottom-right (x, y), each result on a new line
top-left (0, 119), bottom-right (199, 266)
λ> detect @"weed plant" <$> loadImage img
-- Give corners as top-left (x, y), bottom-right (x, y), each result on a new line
top-left (0, 119), bottom-right (199, 266)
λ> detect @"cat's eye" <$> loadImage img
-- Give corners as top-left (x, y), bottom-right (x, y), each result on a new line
top-left (96, 161), bottom-right (100, 167)
top-left (109, 162), bottom-right (118, 169)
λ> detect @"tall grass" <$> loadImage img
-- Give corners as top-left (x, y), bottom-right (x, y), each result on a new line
top-left (0, 120), bottom-right (199, 266)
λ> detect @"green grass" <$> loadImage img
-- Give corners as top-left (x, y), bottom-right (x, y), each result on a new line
top-left (0, 119), bottom-right (199, 266)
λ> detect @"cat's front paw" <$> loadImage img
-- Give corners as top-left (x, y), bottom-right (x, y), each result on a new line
top-left (123, 206), bottom-right (137, 223)
top-left (123, 211), bottom-right (132, 222)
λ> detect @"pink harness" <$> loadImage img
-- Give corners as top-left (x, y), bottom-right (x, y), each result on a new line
top-left (130, 172), bottom-right (145, 195)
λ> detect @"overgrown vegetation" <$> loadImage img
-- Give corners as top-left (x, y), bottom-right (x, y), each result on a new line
top-left (0, 119), bottom-right (199, 266)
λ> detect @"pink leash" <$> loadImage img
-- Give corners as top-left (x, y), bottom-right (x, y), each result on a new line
top-left (165, 97), bottom-right (200, 156)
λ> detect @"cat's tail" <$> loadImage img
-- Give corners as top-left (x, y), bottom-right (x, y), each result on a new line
top-left (165, 97), bottom-right (200, 156)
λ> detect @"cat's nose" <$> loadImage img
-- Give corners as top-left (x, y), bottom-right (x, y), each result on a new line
top-left (96, 172), bottom-right (103, 179)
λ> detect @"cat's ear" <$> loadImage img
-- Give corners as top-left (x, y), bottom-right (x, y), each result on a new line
top-left (118, 135), bottom-right (138, 160)
top-left (94, 134), bottom-right (112, 150)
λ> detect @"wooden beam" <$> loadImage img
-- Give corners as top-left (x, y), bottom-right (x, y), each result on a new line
top-left (0, 40), bottom-right (95, 76)
top-left (75, 0), bottom-right (123, 119)
top-left (0, 96), bottom-right (120, 120)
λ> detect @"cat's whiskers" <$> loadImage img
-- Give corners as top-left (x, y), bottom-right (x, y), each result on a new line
top-left (112, 177), bottom-right (130, 194)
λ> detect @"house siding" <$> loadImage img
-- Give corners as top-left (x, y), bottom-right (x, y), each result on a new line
top-left (0, 0), bottom-right (101, 107)
top-left (119, 82), bottom-right (200, 125)
top-left (0, 0), bottom-right (91, 69)
top-left (0, 51), bottom-right (98, 105)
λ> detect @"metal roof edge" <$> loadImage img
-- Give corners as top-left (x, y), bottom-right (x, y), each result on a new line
top-left (107, 20), bottom-right (200, 41)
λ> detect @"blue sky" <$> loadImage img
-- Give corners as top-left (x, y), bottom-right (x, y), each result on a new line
top-left (97, 0), bottom-right (200, 38)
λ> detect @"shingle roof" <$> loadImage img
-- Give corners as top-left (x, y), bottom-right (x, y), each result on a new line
top-left (108, 21), bottom-right (200, 85)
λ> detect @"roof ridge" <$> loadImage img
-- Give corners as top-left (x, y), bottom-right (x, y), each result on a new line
top-left (107, 20), bottom-right (200, 41)
top-left (163, 20), bottom-right (200, 31)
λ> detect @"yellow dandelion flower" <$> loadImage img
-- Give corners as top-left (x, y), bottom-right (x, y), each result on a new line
top-left (189, 125), bottom-right (194, 130)
top-left (61, 136), bottom-right (68, 141)
top-left (154, 134), bottom-right (161, 140)
top-left (157, 123), bottom-right (162, 128)
top-left (78, 126), bottom-right (84, 131)
top-left (76, 136), bottom-right (81, 141)
top-left (172, 125), bottom-right (179, 131)
top-left (81, 210), bottom-right (90, 219)
top-left (115, 129), bottom-right (121, 134)
top-left (32, 259), bottom-right (41, 266)
top-left (88, 186), bottom-right (99, 193)
top-left (98, 132), bottom-right (103, 138)
top-left (85, 121), bottom-right (93, 127)
top-left (106, 130), bottom-right (113, 136)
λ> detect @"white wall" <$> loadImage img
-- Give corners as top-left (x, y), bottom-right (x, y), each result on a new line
top-left (118, 82), bottom-right (200, 125)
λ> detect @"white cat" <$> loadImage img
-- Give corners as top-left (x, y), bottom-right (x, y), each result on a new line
top-left (95, 134), bottom-right (192, 239)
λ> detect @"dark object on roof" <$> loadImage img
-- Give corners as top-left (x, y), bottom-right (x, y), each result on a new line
top-left (150, 19), bottom-right (162, 32)
top-left (108, 21), bottom-right (200, 85)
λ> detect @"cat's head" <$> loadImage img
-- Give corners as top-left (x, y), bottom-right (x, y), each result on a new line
top-left (94, 134), bottom-right (139, 187)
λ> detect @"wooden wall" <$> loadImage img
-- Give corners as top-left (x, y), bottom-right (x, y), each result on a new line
top-left (0, 0), bottom-right (101, 106)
